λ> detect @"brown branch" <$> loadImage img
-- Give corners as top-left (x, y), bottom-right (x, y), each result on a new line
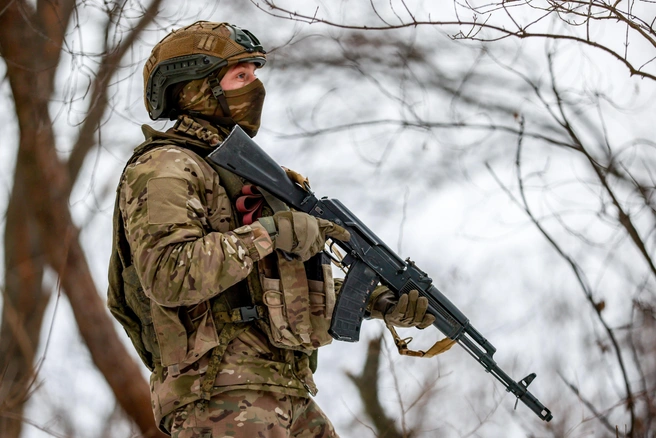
top-left (0, 1), bottom-right (165, 436)
top-left (484, 114), bottom-right (635, 433)
top-left (0, 411), bottom-right (69, 438)
top-left (250, 0), bottom-right (656, 81)
top-left (513, 104), bottom-right (636, 431)
top-left (557, 373), bottom-right (617, 433)
top-left (0, 288), bottom-right (38, 387)
top-left (485, 161), bottom-right (623, 433)
top-left (545, 52), bottom-right (656, 283)
top-left (35, 0), bottom-right (76, 61)
top-left (0, 165), bottom-right (50, 438)
top-left (548, 1), bottom-right (656, 48)
top-left (13, 93), bottom-right (164, 438)
top-left (628, 298), bottom-right (653, 434)
top-left (66, 0), bottom-right (165, 188)
top-left (0, 1), bottom-right (62, 435)
top-left (269, 119), bottom-right (576, 149)
top-left (347, 335), bottom-right (405, 438)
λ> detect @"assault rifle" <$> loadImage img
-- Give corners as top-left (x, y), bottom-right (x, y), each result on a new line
top-left (207, 125), bottom-right (553, 422)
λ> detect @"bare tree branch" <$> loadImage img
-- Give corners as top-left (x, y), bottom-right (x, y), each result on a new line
top-left (67, 0), bottom-right (165, 187)
top-left (347, 335), bottom-right (406, 438)
top-left (250, 0), bottom-right (656, 81)
top-left (0, 1), bottom-right (166, 436)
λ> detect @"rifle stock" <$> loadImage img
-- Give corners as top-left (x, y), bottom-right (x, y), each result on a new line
top-left (206, 125), bottom-right (553, 423)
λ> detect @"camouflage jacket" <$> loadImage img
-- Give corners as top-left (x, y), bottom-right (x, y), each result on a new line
top-left (112, 117), bottom-right (323, 433)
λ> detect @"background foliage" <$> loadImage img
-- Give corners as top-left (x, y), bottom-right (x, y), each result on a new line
top-left (1, 0), bottom-right (654, 436)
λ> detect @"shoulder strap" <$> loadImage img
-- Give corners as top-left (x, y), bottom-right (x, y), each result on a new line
top-left (259, 188), bottom-right (289, 213)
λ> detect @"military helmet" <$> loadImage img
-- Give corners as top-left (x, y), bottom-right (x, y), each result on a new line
top-left (143, 21), bottom-right (266, 120)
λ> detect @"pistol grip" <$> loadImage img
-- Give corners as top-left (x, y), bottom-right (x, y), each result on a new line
top-left (329, 260), bottom-right (379, 342)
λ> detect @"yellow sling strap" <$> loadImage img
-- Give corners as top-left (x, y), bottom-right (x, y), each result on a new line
top-left (385, 322), bottom-right (456, 358)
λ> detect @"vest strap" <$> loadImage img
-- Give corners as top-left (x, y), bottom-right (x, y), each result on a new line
top-left (231, 305), bottom-right (264, 322)
top-left (198, 324), bottom-right (249, 407)
top-left (212, 305), bottom-right (265, 323)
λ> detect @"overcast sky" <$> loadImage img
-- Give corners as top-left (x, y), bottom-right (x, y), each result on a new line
top-left (2, 1), bottom-right (655, 436)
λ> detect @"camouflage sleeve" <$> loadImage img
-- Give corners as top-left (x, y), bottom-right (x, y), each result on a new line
top-left (119, 146), bottom-right (273, 307)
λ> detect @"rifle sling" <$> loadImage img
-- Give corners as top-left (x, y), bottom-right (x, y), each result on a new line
top-left (385, 322), bottom-right (456, 358)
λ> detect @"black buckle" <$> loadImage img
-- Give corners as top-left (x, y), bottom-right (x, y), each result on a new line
top-left (236, 306), bottom-right (260, 322)
top-left (209, 76), bottom-right (224, 98)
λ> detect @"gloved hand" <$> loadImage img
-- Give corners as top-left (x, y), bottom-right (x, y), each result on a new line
top-left (370, 288), bottom-right (435, 329)
top-left (258, 211), bottom-right (350, 261)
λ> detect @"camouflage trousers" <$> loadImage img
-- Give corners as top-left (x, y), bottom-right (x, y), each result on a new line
top-left (169, 389), bottom-right (339, 438)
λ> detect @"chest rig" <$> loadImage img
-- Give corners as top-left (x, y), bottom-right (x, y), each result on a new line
top-left (107, 117), bottom-right (334, 388)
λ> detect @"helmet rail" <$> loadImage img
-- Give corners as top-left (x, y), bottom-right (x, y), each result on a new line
top-left (146, 54), bottom-right (226, 119)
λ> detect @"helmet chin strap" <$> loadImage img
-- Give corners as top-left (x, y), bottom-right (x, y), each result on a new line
top-left (208, 75), bottom-right (232, 118)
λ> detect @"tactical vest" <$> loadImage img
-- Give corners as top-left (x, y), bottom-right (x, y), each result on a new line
top-left (107, 134), bottom-right (172, 371)
top-left (107, 119), bottom-right (334, 380)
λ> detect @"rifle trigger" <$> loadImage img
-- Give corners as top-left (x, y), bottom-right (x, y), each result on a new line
top-left (514, 397), bottom-right (519, 411)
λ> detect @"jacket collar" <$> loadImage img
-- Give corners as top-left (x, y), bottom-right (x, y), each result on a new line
top-left (139, 115), bottom-right (230, 157)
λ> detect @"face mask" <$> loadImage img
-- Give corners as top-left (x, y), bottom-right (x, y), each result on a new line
top-left (223, 79), bottom-right (266, 137)
top-left (177, 76), bottom-right (266, 137)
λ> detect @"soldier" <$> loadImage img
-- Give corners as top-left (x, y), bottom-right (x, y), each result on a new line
top-left (107, 21), bottom-right (435, 437)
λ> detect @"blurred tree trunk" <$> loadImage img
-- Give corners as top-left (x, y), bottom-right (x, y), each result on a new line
top-left (348, 335), bottom-right (407, 438)
top-left (0, 1), bottom-right (165, 436)
top-left (0, 187), bottom-right (48, 437)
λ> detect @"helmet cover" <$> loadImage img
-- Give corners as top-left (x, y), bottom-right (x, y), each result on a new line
top-left (143, 21), bottom-right (266, 120)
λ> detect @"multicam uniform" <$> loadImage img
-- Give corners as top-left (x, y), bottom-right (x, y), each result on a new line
top-left (108, 117), bottom-right (337, 437)
top-left (109, 19), bottom-right (435, 438)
